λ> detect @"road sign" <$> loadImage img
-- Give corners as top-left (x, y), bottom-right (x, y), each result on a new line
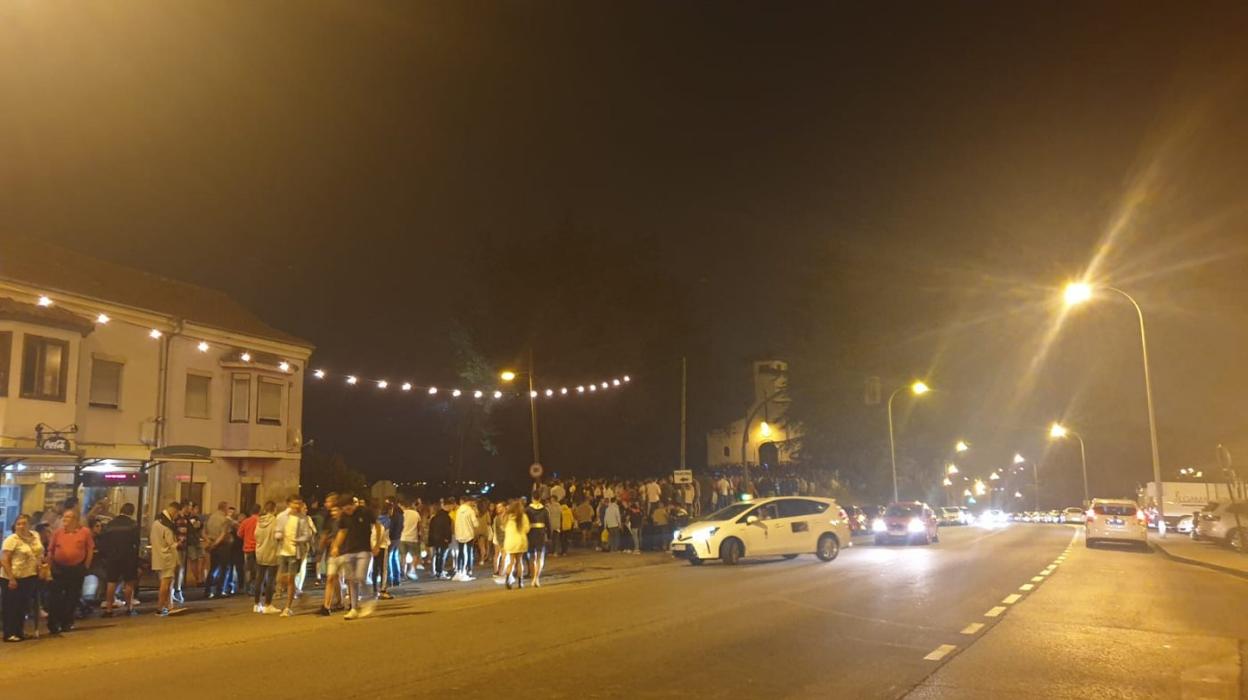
top-left (673, 469), bottom-right (693, 484)
top-left (529, 462), bottom-right (544, 479)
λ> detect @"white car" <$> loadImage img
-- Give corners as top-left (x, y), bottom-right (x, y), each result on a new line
top-left (1085, 499), bottom-right (1147, 549)
top-left (938, 506), bottom-right (966, 526)
top-left (1061, 507), bottom-right (1085, 524)
top-left (671, 496), bottom-right (852, 565)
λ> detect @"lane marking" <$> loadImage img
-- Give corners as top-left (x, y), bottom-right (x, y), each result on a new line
top-left (1002, 593), bottom-right (1022, 604)
top-left (960, 622), bottom-right (984, 635)
top-left (984, 606), bottom-right (1006, 617)
top-left (1019, 583), bottom-right (1034, 591)
top-left (924, 644), bottom-right (957, 661)
top-left (1031, 576), bottom-right (1044, 582)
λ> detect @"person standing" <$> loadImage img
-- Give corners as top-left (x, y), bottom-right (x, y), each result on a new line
top-left (238, 504), bottom-right (260, 596)
top-left (627, 501), bottom-right (645, 554)
top-left (644, 479), bottom-right (661, 517)
top-left (369, 503), bottom-right (393, 600)
top-left (651, 501), bottom-right (671, 551)
top-left (2, 514), bottom-right (44, 642)
top-left (97, 503), bottom-right (140, 617)
top-left (524, 498), bottom-right (550, 587)
top-left (491, 501), bottom-right (507, 576)
top-left (559, 499), bottom-right (573, 556)
top-left (496, 500), bottom-right (529, 590)
top-left (252, 501), bottom-right (280, 614)
top-left (331, 496), bottom-right (378, 619)
top-left (386, 500), bottom-right (404, 587)
top-left (398, 499), bottom-right (422, 581)
top-left (46, 509), bottom-right (93, 634)
top-left (453, 498), bottom-right (479, 581)
top-left (602, 498), bottom-right (622, 553)
top-left (151, 502), bottom-right (180, 616)
top-left (317, 493), bottom-right (344, 617)
top-left (427, 499), bottom-right (453, 581)
top-left (203, 501), bottom-right (232, 599)
top-left (273, 496), bottom-right (312, 617)
top-left (574, 498), bottom-right (594, 548)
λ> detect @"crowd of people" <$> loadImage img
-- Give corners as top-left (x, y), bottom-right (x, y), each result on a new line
top-left (1, 471), bottom-right (826, 642)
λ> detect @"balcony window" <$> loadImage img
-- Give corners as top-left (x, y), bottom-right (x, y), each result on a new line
top-left (185, 373), bottom-right (211, 419)
top-left (89, 357), bottom-right (124, 408)
top-left (230, 373), bottom-right (251, 423)
top-left (0, 331), bottom-right (10, 397)
top-left (257, 378), bottom-right (283, 425)
top-left (20, 334), bottom-right (69, 401)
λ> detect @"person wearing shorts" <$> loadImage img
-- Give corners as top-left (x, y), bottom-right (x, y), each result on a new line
top-left (98, 503), bottom-right (140, 617)
top-left (318, 494), bottom-right (343, 616)
top-left (273, 496), bottom-right (311, 617)
top-left (398, 499), bottom-right (421, 581)
top-left (331, 496), bottom-right (377, 620)
top-left (150, 502), bottom-right (181, 616)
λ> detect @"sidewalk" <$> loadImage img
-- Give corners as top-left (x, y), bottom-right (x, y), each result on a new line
top-left (1149, 533), bottom-right (1248, 579)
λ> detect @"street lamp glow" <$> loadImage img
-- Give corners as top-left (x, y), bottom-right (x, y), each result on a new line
top-left (946, 464), bottom-right (959, 475)
top-left (1013, 453), bottom-right (1026, 464)
top-left (500, 370), bottom-right (517, 382)
top-left (989, 472), bottom-right (1000, 480)
top-left (911, 381), bottom-right (930, 395)
top-left (942, 477), bottom-right (953, 487)
top-left (963, 489), bottom-right (972, 497)
top-left (1014, 491), bottom-right (1024, 498)
top-left (1049, 423), bottom-right (1068, 439)
top-left (973, 479), bottom-right (987, 496)
top-left (955, 440), bottom-right (969, 453)
top-left (1063, 282), bottom-right (1093, 306)
top-left (759, 421), bottom-right (772, 438)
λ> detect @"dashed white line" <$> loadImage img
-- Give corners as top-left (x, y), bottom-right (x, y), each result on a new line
top-left (984, 606), bottom-right (1006, 617)
top-left (1002, 593), bottom-right (1022, 604)
top-left (960, 622), bottom-right (984, 635)
top-left (1019, 583), bottom-right (1034, 591)
top-left (924, 644), bottom-right (957, 661)
top-left (1031, 576), bottom-right (1044, 582)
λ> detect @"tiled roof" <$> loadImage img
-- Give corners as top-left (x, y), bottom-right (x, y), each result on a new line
top-left (0, 237), bottom-right (312, 348)
top-left (0, 296), bottom-right (96, 335)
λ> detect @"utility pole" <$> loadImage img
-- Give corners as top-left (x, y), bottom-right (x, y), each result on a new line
top-left (680, 357), bottom-right (687, 470)
top-left (528, 347), bottom-right (540, 465)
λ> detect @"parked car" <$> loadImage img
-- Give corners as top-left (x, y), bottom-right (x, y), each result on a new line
top-left (873, 502), bottom-right (940, 545)
top-left (1194, 501), bottom-right (1248, 551)
top-left (1085, 498), bottom-right (1147, 550)
top-left (1176, 514), bottom-right (1195, 535)
top-left (938, 506), bottom-right (967, 526)
top-left (670, 496), bottom-right (853, 565)
top-left (1061, 507), bottom-right (1085, 524)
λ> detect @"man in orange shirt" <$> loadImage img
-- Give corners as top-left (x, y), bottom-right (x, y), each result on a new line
top-left (47, 509), bottom-right (94, 634)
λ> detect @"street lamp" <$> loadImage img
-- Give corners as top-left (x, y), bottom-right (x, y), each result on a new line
top-left (1049, 422), bottom-right (1089, 506)
top-left (946, 464), bottom-right (959, 475)
top-left (1015, 453), bottom-right (1040, 512)
top-left (887, 380), bottom-right (931, 503)
top-left (1063, 281), bottom-right (1165, 533)
top-left (500, 362), bottom-right (540, 465)
top-left (955, 440), bottom-right (969, 453)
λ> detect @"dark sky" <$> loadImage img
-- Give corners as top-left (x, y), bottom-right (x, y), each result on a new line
top-left (3, 3), bottom-right (1247, 499)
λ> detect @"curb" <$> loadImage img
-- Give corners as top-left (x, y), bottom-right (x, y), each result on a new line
top-left (1151, 540), bottom-right (1248, 581)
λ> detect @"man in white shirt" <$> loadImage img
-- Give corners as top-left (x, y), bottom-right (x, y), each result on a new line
top-left (717, 476), bottom-right (731, 509)
top-left (399, 499), bottom-right (422, 581)
top-left (452, 499), bottom-right (480, 581)
top-left (644, 480), bottom-right (661, 516)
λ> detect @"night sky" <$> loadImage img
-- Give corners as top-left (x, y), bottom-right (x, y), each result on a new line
top-left (3, 3), bottom-right (1247, 500)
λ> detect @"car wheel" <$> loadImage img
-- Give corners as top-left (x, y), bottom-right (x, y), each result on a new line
top-left (782, 553), bottom-right (799, 560)
top-left (1229, 529), bottom-right (1246, 553)
top-left (816, 534), bottom-right (840, 562)
top-left (720, 538), bottom-right (743, 565)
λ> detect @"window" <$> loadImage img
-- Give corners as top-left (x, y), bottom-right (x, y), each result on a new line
top-left (0, 332), bottom-right (10, 397)
top-left (20, 334), bottom-right (69, 401)
top-left (89, 358), bottom-right (124, 408)
top-left (229, 373), bottom-right (251, 422)
top-left (777, 499), bottom-right (829, 518)
top-left (257, 378), bottom-right (283, 425)
top-left (185, 373), bottom-right (211, 419)
top-left (722, 446), bottom-right (730, 458)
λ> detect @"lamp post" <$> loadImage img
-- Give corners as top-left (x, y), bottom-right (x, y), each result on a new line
top-left (886, 381), bottom-right (930, 503)
top-left (1015, 453), bottom-right (1038, 512)
top-left (1050, 423), bottom-right (1089, 506)
top-left (1064, 282), bottom-right (1165, 533)
top-left (500, 353), bottom-right (541, 465)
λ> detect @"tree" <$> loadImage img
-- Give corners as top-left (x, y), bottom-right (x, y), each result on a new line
top-left (300, 449), bottom-right (368, 499)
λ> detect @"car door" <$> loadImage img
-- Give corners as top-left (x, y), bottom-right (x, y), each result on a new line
top-left (773, 498), bottom-right (822, 553)
top-left (736, 503), bottom-right (781, 556)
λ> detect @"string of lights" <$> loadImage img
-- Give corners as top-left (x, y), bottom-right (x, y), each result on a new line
top-left (307, 368), bottom-right (631, 400)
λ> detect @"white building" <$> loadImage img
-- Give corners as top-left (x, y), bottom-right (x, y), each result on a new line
top-left (0, 237), bottom-right (313, 534)
top-left (706, 360), bottom-right (799, 470)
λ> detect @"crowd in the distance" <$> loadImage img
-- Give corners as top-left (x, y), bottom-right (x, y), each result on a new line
top-left (1, 471), bottom-right (824, 642)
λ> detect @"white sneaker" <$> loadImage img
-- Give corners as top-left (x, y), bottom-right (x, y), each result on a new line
top-left (279, 608), bottom-right (293, 618)
top-left (493, 576), bottom-right (505, 585)
top-left (343, 609), bottom-right (360, 620)
top-left (460, 574), bottom-right (475, 581)
top-left (263, 605), bottom-right (281, 615)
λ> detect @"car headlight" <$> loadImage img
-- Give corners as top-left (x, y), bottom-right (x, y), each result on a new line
top-left (872, 518), bottom-right (886, 533)
top-left (689, 527), bottom-right (719, 541)
top-left (907, 518), bottom-right (925, 533)
top-left (672, 529), bottom-right (681, 541)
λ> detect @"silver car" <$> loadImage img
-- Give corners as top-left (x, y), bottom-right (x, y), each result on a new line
top-left (1194, 502), bottom-right (1248, 551)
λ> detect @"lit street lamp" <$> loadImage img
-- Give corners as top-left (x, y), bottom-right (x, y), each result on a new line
top-left (500, 360), bottom-right (541, 466)
top-left (1015, 452), bottom-right (1040, 511)
top-left (946, 463), bottom-right (959, 475)
top-left (955, 440), bottom-right (969, 453)
top-left (1049, 422), bottom-right (1089, 506)
top-left (887, 381), bottom-right (930, 503)
top-left (1064, 281), bottom-right (1165, 533)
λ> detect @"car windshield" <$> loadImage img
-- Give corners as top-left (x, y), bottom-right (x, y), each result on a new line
top-left (886, 505), bottom-right (921, 517)
top-left (698, 503), bottom-right (754, 522)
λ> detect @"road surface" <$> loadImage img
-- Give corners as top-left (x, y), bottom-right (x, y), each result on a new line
top-left (3, 524), bottom-right (1244, 699)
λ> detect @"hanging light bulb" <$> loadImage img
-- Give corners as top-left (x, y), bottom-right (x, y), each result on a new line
top-left (600, 382), bottom-right (609, 390)
top-left (493, 390), bottom-right (503, 399)
top-left (473, 390), bottom-right (484, 399)
top-left (149, 329), bottom-right (163, 339)
top-left (278, 361), bottom-right (290, 372)
top-left (376, 380), bottom-right (388, 389)
top-left (623, 375), bottom-right (630, 382)
top-left (589, 384), bottom-right (597, 392)
top-left (560, 387), bottom-right (568, 395)
top-left (530, 390), bottom-right (538, 398)
top-left (313, 369), bottom-right (326, 379)
top-left (612, 379), bottom-right (620, 386)
top-left (427, 387), bottom-right (438, 395)
top-left (197, 341), bottom-right (210, 352)
top-left (577, 386), bottom-right (585, 393)
top-left (401, 382), bottom-right (412, 391)
top-left (96, 313), bottom-right (111, 324)
top-left (545, 389), bottom-right (554, 397)
top-left (452, 389), bottom-right (462, 397)
top-left (346, 376), bottom-right (358, 385)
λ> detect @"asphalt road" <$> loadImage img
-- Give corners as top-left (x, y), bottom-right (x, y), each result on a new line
top-left (3, 524), bottom-right (1244, 699)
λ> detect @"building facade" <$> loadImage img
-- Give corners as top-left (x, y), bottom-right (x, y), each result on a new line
top-left (0, 238), bottom-right (313, 534)
top-left (706, 359), bottom-right (799, 470)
